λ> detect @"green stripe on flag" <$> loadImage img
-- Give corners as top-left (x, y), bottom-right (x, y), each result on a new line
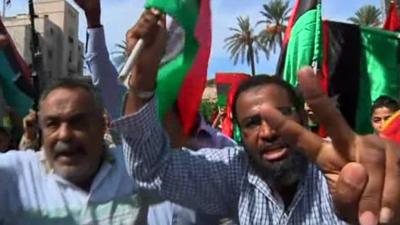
top-left (0, 51), bottom-right (33, 117)
top-left (145, 0), bottom-right (200, 121)
top-left (356, 27), bottom-right (400, 133)
top-left (282, 4), bottom-right (322, 86)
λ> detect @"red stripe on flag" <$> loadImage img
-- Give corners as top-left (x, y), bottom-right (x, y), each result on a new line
top-left (215, 73), bottom-right (250, 137)
top-left (215, 73), bottom-right (250, 84)
top-left (318, 20), bottom-right (330, 138)
top-left (384, 1), bottom-right (400, 31)
top-left (177, 0), bottom-right (212, 134)
top-left (321, 21), bottom-right (329, 93)
top-left (382, 110), bottom-right (400, 143)
top-left (282, 0), bottom-right (301, 46)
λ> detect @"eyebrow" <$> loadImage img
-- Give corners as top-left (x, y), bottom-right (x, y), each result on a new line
top-left (41, 112), bottom-right (94, 121)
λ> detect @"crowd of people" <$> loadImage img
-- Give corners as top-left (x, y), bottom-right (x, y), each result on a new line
top-left (1, 0), bottom-right (400, 225)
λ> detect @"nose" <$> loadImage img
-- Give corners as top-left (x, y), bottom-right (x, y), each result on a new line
top-left (57, 123), bottom-right (73, 141)
top-left (258, 120), bottom-right (277, 141)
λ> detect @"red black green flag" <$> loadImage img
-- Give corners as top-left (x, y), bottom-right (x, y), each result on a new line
top-left (277, 0), bottom-right (321, 78)
top-left (145, 0), bottom-right (212, 135)
top-left (322, 21), bottom-right (400, 134)
top-left (281, 3), bottom-right (400, 135)
top-left (0, 18), bottom-right (34, 117)
top-left (215, 73), bottom-right (250, 140)
top-left (384, 1), bottom-right (400, 31)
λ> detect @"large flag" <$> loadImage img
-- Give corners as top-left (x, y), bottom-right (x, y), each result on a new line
top-left (145, 0), bottom-right (212, 134)
top-left (0, 18), bottom-right (34, 117)
top-left (323, 22), bottom-right (400, 134)
top-left (384, 0), bottom-right (400, 31)
top-left (279, 0), bottom-right (400, 134)
top-left (276, 0), bottom-right (321, 79)
top-left (282, 18), bottom-right (400, 134)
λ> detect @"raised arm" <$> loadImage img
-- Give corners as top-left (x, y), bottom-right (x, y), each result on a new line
top-left (75, 0), bottom-right (125, 119)
top-left (0, 153), bottom-right (24, 224)
top-left (113, 11), bottom-right (243, 216)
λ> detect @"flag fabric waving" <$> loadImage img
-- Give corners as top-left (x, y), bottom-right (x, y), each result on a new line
top-left (280, 0), bottom-right (400, 134)
top-left (145, 0), bottom-right (212, 135)
top-left (321, 22), bottom-right (400, 134)
top-left (384, 0), bottom-right (400, 31)
top-left (0, 18), bottom-right (34, 117)
top-left (277, 0), bottom-right (321, 79)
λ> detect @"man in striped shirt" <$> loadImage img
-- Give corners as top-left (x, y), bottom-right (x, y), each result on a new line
top-left (115, 12), bottom-right (400, 225)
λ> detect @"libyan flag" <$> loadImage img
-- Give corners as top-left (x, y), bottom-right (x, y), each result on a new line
top-left (215, 73), bottom-right (250, 141)
top-left (277, 0), bottom-right (321, 80)
top-left (322, 21), bottom-right (400, 134)
top-left (145, 0), bottom-right (212, 135)
top-left (0, 18), bottom-right (34, 117)
top-left (279, 0), bottom-right (400, 134)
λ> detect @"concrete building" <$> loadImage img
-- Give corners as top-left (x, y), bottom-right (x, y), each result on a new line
top-left (3, 0), bottom-right (83, 90)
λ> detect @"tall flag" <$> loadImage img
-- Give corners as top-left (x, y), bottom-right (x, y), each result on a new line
top-left (283, 18), bottom-right (400, 134)
top-left (145, 0), bottom-right (212, 134)
top-left (276, 0), bottom-right (321, 79)
top-left (384, 0), bottom-right (400, 31)
top-left (279, 0), bottom-right (400, 134)
top-left (323, 22), bottom-right (400, 134)
top-left (0, 18), bottom-right (34, 117)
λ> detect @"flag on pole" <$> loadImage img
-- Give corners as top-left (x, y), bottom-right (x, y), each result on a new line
top-left (145, 0), bottom-right (212, 134)
top-left (276, 0), bottom-right (321, 79)
top-left (0, 18), bottom-right (34, 117)
top-left (384, 0), bottom-right (400, 31)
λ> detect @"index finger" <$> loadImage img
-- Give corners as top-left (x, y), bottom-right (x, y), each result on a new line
top-left (298, 67), bottom-right (356, 158)
top-left (262, 105), bottom-right (325, 163)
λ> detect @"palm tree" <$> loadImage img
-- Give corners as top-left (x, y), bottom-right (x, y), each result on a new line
top-left (224, 16), bottom-right (267, 76)
top-left (257, 0), bottom-right (291, 54)
top-left (348, 5), bottom-right (382, 27)
top-left (111, 40), bottom-right (128, 72)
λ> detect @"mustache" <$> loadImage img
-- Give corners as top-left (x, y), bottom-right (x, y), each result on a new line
top-left (53, 141), bottom-right (83, 156)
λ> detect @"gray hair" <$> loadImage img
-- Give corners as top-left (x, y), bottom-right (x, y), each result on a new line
top-left (39, 78), bottom-right (104, 117)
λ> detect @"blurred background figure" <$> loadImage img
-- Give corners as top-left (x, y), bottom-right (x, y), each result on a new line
top-left (0, 126), bottom-right (11, 152)
top-left (18, 110), bottom-right (40, 151)
top-left (370, 95), bottom-right (400, 134)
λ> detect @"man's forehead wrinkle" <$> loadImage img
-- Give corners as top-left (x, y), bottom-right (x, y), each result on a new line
top-left (40, 100), bottom-right (94, 123)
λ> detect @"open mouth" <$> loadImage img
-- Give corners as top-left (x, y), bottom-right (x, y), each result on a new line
top-left (57, 151), bottom-right (81, 159)
top-left (260, 143), bottom-right (288, 162)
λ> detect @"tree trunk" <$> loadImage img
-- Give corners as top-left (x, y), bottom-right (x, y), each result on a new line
top-left (248, 43), bottom-right (256, 76)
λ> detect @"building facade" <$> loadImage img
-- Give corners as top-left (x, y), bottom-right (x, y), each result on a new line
top-left (3, 0), bottom-right (83, 90)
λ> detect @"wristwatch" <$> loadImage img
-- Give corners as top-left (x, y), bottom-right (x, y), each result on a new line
top-left (129, 87), bottom-right (155, 100)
